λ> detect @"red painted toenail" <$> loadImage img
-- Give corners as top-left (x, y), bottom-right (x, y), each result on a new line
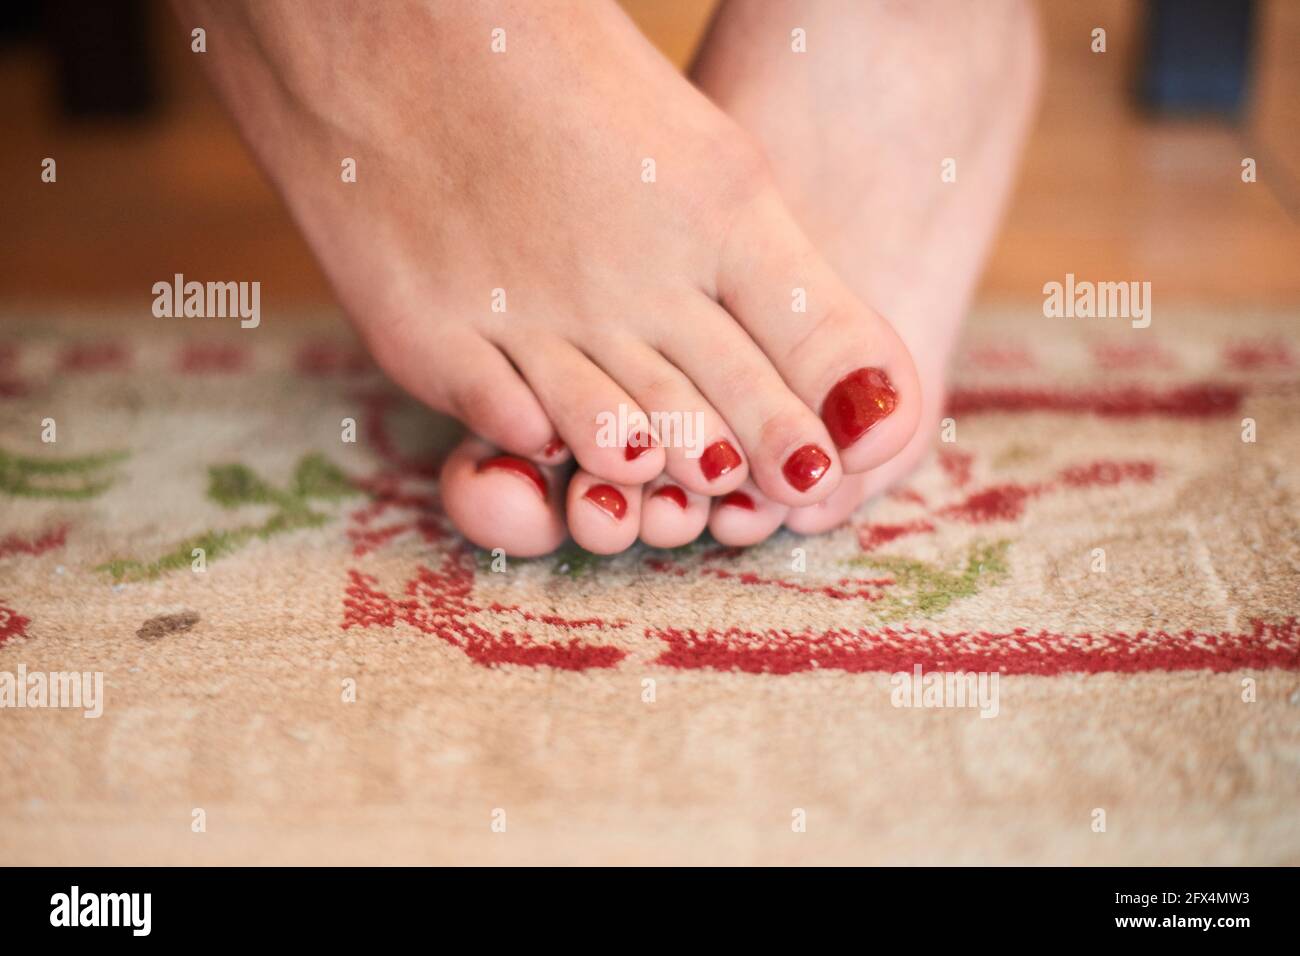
top-left (699, 440), bottom-right (742, 481)
top-left (720, 491), bottom-right (756, 511)
top-left (782, 444), bottom-right (831, 492)
top-left (583, 484), bottom-right (627, 520)
top-left (477, 455), bottom-right (547, 498)
top-left (624, 430), bottom-right (654, 461)
top-left (542, 437), bottom-right (566, 457)
top-left (821, 367), bottom-right (898, 448)
top-left (650, 485), bottom-right (688, 509)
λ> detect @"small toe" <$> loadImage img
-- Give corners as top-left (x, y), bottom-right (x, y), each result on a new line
top-left (639, 481), bottom-right (710, 549)
top-left (566, 470), bottom-right (642, 555)
top-left (707, 480), bottom-right (789, 547)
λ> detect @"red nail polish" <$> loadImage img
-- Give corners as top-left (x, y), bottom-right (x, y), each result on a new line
top-left (542, 437), bottom-right (566, 458)
top-left (720, 491), bottom-right (756, 511)
top-left (477, 455), bottom-right (547, 498)
top-left (624, 430), bottom-right (653, 461)
top-left (699, 440), bottom-right (742, 482)
top-left (650, 485), bottom-right (688, 509)
top-left (783, 444), bottom-right (831, 492)
top-left (821, 367), bottom-right (898, 449)
top-left (583, 484), bottom-right (627, 520)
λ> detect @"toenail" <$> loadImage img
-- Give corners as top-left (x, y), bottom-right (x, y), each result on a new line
top-left (699, 440), bottom-right (742, 482)
top-left (720, 491), bottom-right (756, 511)
top-left (650, 485), bottom-right (688, 509)
top-left (783, 444), bottom-right (832, 492)
top-left (624, 430), bottom-right (654, 461)
top-left (477, 455), bottom-right (547, 498)
top-left (821, 367), bottom-right (898, 448)
top-left (542, 437), bottom-right (566, 458)
top-left (583, 484), bottom-right (627, 520)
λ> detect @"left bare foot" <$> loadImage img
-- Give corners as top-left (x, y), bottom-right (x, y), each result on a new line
top-left (441, 0), bottom-right (1041, 555)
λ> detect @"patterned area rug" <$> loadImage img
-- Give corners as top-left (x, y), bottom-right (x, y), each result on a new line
top-left (1, 308), bottom-right (1297, 864)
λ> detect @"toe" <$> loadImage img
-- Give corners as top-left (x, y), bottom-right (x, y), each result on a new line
top-left (566, 470), bottom-right (641, 555)
top-left (639, 481), bottom-right (710, 549)
top-left (658, 300), bottom-right (844, 508)
top-left (531, 435), bottom-right (571, 467)
top-left (783, 473), bottom-right (871, 535)
top-left (707, 480), bottom-right (789, 547)
top-left (501, 335), bottom-right (667, 486)
top-left (370, 325), bottom-right (556, 459)
top-left (440, 436), bottom-right (568, 558)
top-left (716, 188), bottom-right (922, 473)
top-left (785, 422), bottom-right (939, 535)
top-left (592, 334), bottom-right (750, 496)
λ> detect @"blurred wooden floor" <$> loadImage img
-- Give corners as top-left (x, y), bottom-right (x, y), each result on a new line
top-left (1, 0), bottom-right (1297, 308)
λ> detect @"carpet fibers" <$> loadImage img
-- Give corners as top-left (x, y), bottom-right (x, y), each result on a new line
top-left (1, 307), bottom-right (1297, 864)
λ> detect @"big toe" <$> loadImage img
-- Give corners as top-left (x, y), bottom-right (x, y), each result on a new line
top-left (441, 436), bottom-right (568, 558)
top-left (716, 188), bottom-right (923, 474)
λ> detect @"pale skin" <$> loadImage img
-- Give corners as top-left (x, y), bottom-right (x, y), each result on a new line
top-left (177, 0), bottom-right (1040, 557)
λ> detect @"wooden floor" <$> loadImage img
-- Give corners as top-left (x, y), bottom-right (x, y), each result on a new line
top-left (1, 0), bottom-right (1297, 308)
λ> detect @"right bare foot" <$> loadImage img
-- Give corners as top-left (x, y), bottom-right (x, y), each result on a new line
top-left (183, 0), bottom-right (921, 556)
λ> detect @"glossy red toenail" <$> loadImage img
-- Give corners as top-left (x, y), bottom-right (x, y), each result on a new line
top-left (650, 485), bottom-right (688, 509)
top-left (720, 491), bottom-right (756, 511)
top-left (699, 440), bottom-right (742, 481)
top-left (821, 367), bottom-right (898, 448)
top-left (624, 430), bottom-right (653, 461)
top-left (477, 455), bottom-right (547, 498)
top-left (542, 437), bottom-right (566, 457)
top-left (783, 444), bottom-right (831, 492)
top-left (583, 484), bottom-right (627, 520)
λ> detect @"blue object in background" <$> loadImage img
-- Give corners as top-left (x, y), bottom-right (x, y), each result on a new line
top-left (1140, 0), bottom-right (1256, 118)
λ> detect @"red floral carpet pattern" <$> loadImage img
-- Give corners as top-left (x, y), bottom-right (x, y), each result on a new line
top-left (1, 310), bottom-right (1297, 865)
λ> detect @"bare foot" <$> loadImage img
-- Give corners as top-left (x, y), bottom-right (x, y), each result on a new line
top-left (441, 0), bottom-right (1039, 555)
top-left (697, 0), bottom-right (1042, 534)
top-left (180, 0), bottom-right (922, 561)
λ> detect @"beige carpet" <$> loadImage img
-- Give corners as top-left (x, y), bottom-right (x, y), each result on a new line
top-left (1, 307), bottom-right (1297, 865)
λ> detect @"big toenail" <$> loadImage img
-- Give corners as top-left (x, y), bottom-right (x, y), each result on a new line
top-left (651, 485), bottom-right (688, 509)
top-left (583, 484), bottom-right (627, 520)
top-left (477, 455), bottom-right (547, 497)
top-left (821, 368), bottom-right (898, 448)
top-left (720, 491), bottom-right (756, 511)
top-left (542, 437), bottom-right (566, 458)
top-left (783, 444), bottom-right (831, 492)
top-left (700, 440), bottom-right (742, 481)
top-left (624, 430), bottom-right (653, 461)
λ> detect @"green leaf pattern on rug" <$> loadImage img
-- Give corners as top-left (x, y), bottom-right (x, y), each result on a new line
top-left (0, 447), bottom-right (127, 499)
top-left (494, 534), bottom-right (1006, 626)
top-left (553, 536), bottom-right (712, 578)
top-left (847, 539), bottom-right (1010, 621)
top-left (98, 453), bottom-right (359, 582)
